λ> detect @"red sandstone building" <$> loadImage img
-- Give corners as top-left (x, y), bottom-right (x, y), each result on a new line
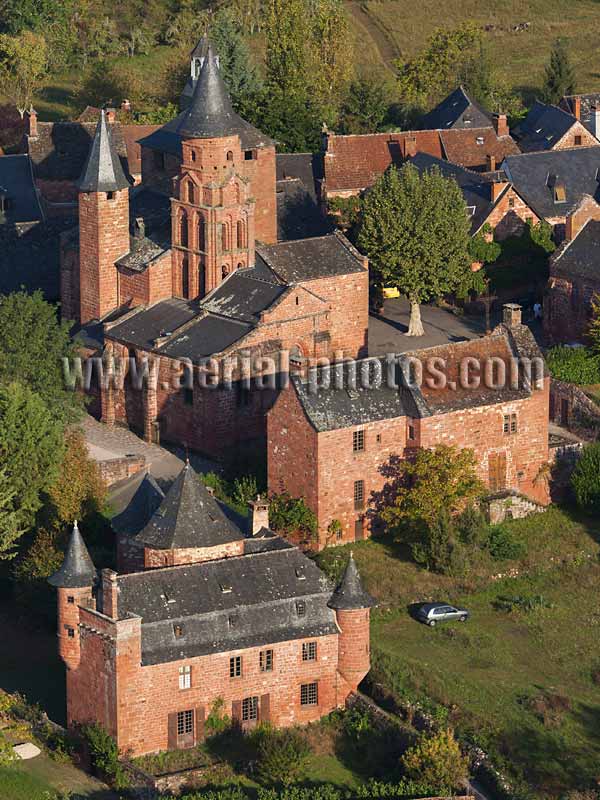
top-left (268, 305), bottom-right (550, 548)
top-left (48, 463), bottom-right (374, 756)
top-left (61, 45), bottom-right (368, 458)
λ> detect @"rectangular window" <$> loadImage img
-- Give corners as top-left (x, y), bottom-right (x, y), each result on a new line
top-left (300, 682), bottom-right (318, 706)
top-left (353, 429), bottom-right (365, 452)
top-left (575, 134), bottom-right (582, 146)
top-left (177, 709), bottom-right (194, 736)
top-left (154, 151), bottom-right (165, 170)
top-left (260, 649), bottom-right (273, 672)
top-left (67, 627), bottom-right (75, 638)
top-left (67, 596), bottom-right (75, 604)
top-left (296, 600), bottom-right (306, 617)
top-left (183, 388), bottom-right (193, 406)
top-left (503, 413), bottom-right (517, 434)
top-left (230, 656), bottom-right (242, 678)
top-left (302, 641), bottom-right (317, 661)
top-left (354, 479), bottom-right (365, 510)
top-left (508, 197), bottom-right (515, 208)
top-left (407, 422), bottom-right (416, 440)
top-left (244, 149), bottom-right (255, 161)
top-left (376, 433), bottom-right (382, 444)
top-left (179, 665), bottom-right (191, 690)
top-left (242, 696), bottom-right (259, 721)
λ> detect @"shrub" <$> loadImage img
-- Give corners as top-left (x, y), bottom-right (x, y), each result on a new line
top-left (206, 697), bottom-right (231, 736)
top-left (400, 729), bottom-right (469, 793)
top-left (456, 504), bottom-right (488, 546)
top-left (82, 722), bottom-right (128, 789)
top-left (571, 443), bottom-right (600, 512)
top-left (268, 493), bottom-right (317, 543)
top-left (546, 346), bottom-right (600, 385)
top-left (254, 727), bottom-right (312, 786)
top-left (0, 730), bottom-right (15, 767)
top-left (232, 475), bottom-right (258, 510)
top-left (485, 524), bottom-right (526, 561)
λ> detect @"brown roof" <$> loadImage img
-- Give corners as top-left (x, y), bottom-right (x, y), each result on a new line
top-left (323, 131), bottom-right (443, 193)
top-left (26, 121), bottom-right (160, 182)
top-left (440, 128), bottom-right (520, 171)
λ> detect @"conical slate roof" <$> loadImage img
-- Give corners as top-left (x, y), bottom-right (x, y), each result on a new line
top-left (48, 522), bottom-right (96, 589)
top-left (328, 553), bottom-right (375, 610)
top-left (135, 462), bottom-right (243, 550)
top-left (176, 42), bottom-right (267, 142)
top-left (77, 109), bottom-right (130, 193)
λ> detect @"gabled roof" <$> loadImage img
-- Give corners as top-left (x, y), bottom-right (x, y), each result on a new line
top-left (77, 110), bottom-right (131, 193)
top-left (503, 147), bottom-right (600, 219)
top-left (48, 522), bottom-right (96, 588)
top-left (560, 94), bottom-right (600, 138)
top-left (513, 101), bottom-right (578, 153)
top-left (0, 154), bottom-right (43, 224)
top-left (135, 462), bottom-right (244, 550)
top-left (257, 231), bottom-right (366, 283)
top-left (551, 217), bottom-right (600, 281)
top-left (420, 86), bottom-right (493, 131)
top-left (328, 553), bottom-right (375, 610)
top-left (439, 127), bottom-right (519, 171)
top-left (407, 152), bottom-right (496, 233)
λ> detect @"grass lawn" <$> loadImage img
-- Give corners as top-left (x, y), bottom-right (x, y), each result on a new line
top-left (0, 755), bottom-right (115, 799)
top-left (317, 506), bottom-right (600, 797)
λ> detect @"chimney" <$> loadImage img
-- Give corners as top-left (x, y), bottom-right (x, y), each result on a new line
top-left (106, 108), bottom-right (116, 124)
top-left (573, 96), bottom-right (581, 120)
top-left (101, 569), bottom-right (118, 619)
top-left (502, 303), bottom-right (522, 327)
top-left (404, 134), bottom-right (417, 158)
top-left (26, 107), bottom-right (38, 138)
top-left (134, 217), bottom-right (145, 240)
top-left (249, 494), bottom-right (269, 535)
top-left (491, 177), bottom-right (508, 201)
top-left (486, 154), bottom-right (496, 172)
top-left (493, 113), bottom-right (509, 137)
top-left (121, 99), bottom-right (131, 113)
top-left (592, 104), bottom-right (600, 140)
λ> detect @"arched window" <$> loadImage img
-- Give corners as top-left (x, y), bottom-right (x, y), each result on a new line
top-left (226, 150), bottom-right (233, 162)
top-left (237, 262), bottom-right (244, 270)
top-left (222, 265), bottom-right (229, 280)
top-left (182, 255), bottom-right (189, 298)
top-left (237, 220), bottom-right (245, 249)
top-left (197, 218), bottom-right (205, 252)
top-left (187, 181), bottom-right (194, 204)
top-left (179, 211), bottom-right (188, 248)
top-left (221, 223), bottom-right (228, 252)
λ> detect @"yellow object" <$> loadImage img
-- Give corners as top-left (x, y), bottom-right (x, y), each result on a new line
top-left (383, 286), bottom-right (400, 298)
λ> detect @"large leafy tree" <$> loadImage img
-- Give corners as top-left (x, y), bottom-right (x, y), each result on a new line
top-left (357, 163), bottom-right (472, 336)
top-left (0, 30), bottom-right (48, 117)
top-left (542, 38), bottom-right (575, 105)
top-left (0, 290), bottom-right (82, 422)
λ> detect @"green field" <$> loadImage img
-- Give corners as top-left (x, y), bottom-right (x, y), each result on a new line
top-left (318, 506), bottom-right (600, 797)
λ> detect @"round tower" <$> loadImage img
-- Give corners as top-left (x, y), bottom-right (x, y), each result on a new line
top-left (328, 553), bottom-right (375, 692)
top-left (48, 522), bottom-right (96, 671)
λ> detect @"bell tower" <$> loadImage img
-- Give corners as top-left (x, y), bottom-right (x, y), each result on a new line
top-left (171, 44), bottom-right (256, 300)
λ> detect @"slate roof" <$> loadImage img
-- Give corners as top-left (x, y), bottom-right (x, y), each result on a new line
top-left (106, 298), bottom-right (200, 349)
top-left (294, 326), bottom-right (545, 431)
top-left (140, 44), bottom-right (272, 155)
top-left (561, 94), bottom-right (600, 138)
top-left (135, 462), bottom-right (244, 550)
top-left (180, 36), bottom-right (209, 107)
top-left (0, 154), bottom-right (43, 224)
top-left (159, 314), bottom-right (253, 360)
top-left (407, 153), bottom-right (496, 233)
top-left (513, 101), bottom-right (578, 153)
top-left (48, 522), bottom-right (96, 588)
top-left (329, 554), bottom-right (375, 610)
top-left (439, 127), bottom-right (519, 171)
top-left (78, 110), bottom-right (130, 192)
top-left (419, 86), bottom-right (493, 130)
top-left (110, 470), bottom-right (165, 537)
top-left (551, 217), bottom-right (600, 281)
top-left (276, 153), bottom-right (331, 240)
top-left (257, 232), bottom-right (365, 283)
top-left (322, 130), bottom-right (443, 192)
top-left (202, 269), bottom-right (287, 324)
top-left (503, 147), bottom-right (600, 219)
top-left (115, 546), bottom-right (337, 665)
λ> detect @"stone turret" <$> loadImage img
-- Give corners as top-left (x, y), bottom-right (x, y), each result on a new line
top-left (329, 553), bottom-right (375, 691)
top-left (48, 522), bottom-right (96, 670)
top-left (77, 109), bottom-right (131, 324)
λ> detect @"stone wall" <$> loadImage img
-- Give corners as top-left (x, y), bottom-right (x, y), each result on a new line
top-left (97, 454), bottom-right (146, 486)
top-left (550, 377), bottom-right (600, 439)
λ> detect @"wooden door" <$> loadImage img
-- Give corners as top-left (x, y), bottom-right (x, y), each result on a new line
top-left (488, 452), bottom-right (507, 493)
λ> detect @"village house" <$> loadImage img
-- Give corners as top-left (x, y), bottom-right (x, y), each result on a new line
top-left (60, 44), bottom-right (368, 459)
top-left (268, 305), bottom-right (550, 549)
top-left (512, 100), bottom-right (598, 153)
top-left (502, 146), bottom-right (600, 239)
top-left (48, 463), bottom-right (374, 757)
top-left (560, 94), bottom-right (600, 140)
top-left (544, 195), bottom-right (600, 344)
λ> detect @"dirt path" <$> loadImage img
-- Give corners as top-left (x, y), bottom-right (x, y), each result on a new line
top-left (346, 1), bottom-right (400, 73)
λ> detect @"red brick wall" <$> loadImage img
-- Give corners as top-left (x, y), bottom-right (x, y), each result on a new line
top-left (336, 609), bottom-right (371, 690)
top-left (554, 123), bottom-right (598, 150)
top-left (143, 539), bottom-right (244, 568)
top-left (239, 145), bottom-right (277, 245)
top-left (484, 187), bottom-right (540, 241)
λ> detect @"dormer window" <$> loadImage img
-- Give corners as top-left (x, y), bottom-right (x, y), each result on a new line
top-left (296, 600), bottom-right (306, 617)
top-left (228, 614), bottom-right (238, 628)
top-left (220, 583), bottom-right (232, 593)
top-left (466, 205), bottom-right (476, 216)
top-left (295, 567), bottom-right (306, 580)
top-left (554, 184), bottom-right (566, 203)
top-left (476, 136), bottom-right (484, 145)
top-left (174, 624), bottom-right (184, 638)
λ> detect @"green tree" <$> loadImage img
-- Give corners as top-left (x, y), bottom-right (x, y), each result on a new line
top-left (571, 443), bottom-right (600, 513)
top-left (0, 290), bottom-right (82, 422)
top-left (401, 729), bottom-right (469, 792)
top-left (339, 74), bottom-right (393, 134)
top-left (0, 30), bottom-right (48, 117)
top-left (381, 445), bottom-right (485, 532)
top-left (357, 164), bottom-right (473, 336)
top-left (459, 42), bottom-right (523, 117)
top-left (211, 6), bottom-right (262, 113)
top-left (0, 472), bottom-right (24, 560)
top-left (269, 492), bottom-right (318, 543)
top-left (0, 0), bottom-right (66, 35)
top-left (542, 38), bottom-right (575, 105)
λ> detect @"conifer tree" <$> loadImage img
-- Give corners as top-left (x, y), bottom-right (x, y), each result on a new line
top-left (542, 38), bottom-right (575, 105)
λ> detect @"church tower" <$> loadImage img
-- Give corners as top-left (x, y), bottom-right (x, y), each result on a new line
top-left (78, 110), bottom-right (130, 324)
top-left (171, 44), bottom-right (256, 299)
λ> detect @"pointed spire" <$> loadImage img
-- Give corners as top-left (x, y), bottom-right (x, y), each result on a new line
top-left (48, 522), bottom-right (96, 589)
top-left (135, 461), bottom-right (243, 550)
top-left (328, 553), bottom-right (375, 610)
top-left (175, 42), bottom-right (241, 140)
top-left (77, 109), bottom-right (130, 193)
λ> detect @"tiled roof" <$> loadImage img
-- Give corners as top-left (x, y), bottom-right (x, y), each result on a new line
top-left (323, 130), bottom-right (443, 192)
top-left (513, 101), bottom-right (577, 152)
top-left (419, 86), bottom-right (493, 130)
top-left (440, 127), bottom-right (520, 171)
